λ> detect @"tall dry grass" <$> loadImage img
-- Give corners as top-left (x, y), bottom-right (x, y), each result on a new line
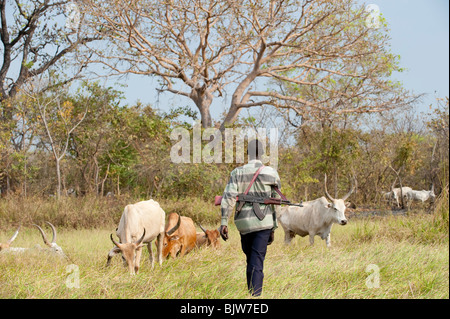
top-left (0, 195), bottom-right (123, 229)
top-left (432, 184), bottom-right (449, 233)
top-left (0, 195), bottom-right (219, 230)
top-left (1, 208), bottom-right (448, 299)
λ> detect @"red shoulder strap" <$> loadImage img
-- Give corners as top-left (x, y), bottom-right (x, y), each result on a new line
top-left (244, 165), bottom-right (265, 195)
top-left (273, 186), bottom-right (288, 201)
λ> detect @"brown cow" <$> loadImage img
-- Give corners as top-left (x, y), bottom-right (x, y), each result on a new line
top-left (162, 213), bottom-right (196, 259)
top-left (196, 225), bottom-right (221, 249)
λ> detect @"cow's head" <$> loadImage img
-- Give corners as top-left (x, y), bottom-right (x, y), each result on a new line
top-left (324, 174), bottom-right (357, 226)
top-left (110, 229), bottom-right (146, 274)
top-left (0, 226), bottom-right (20, 252)
top-left (33, 222), bottom-right (67, 258)
top-left (162, 214), bottom-right (182, 259)
top-left (199, 225), bottom-right (221, 248)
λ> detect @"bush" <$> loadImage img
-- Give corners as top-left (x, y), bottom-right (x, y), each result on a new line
top-left (0, 195), bottom-right (221, 230)
top-left (0, 195), bottom-right (127, 229)
top-left (433, 185), bottom-right (449, 233)
top-left (158, 197), bottom-right (221, 226)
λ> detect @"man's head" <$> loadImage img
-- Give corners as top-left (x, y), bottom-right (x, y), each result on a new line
top-left (248, 139), bottom-right (264, 160)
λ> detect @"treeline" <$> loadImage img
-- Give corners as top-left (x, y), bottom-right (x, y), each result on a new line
top-left (278, 99), bottom-right (449, 205)
top-left (0, 81), bottom-right (448, 208)
top-left (1, 0), bottom-right (447, 209)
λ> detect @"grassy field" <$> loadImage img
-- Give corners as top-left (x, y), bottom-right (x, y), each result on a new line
top-left (1, 200), bottom-right (448, 299)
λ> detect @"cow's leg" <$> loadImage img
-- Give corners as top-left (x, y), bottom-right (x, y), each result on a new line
top-left (325, 233), bottom-right (331, 248)
top-left (134, 247), bottom-right (143, 274)
top-left (156, 232), bottom-right (164, 266)
top-left (283, 230), bottom-right (294, 245)
top-left (406, 198), bottom-right (412, 211)
top-left (147, 242), bottom-right (155, 269)
top-left (428, 200), bottom-right (434, 211)
top-left (309, 233), bottom-right (315, 246)
top-left (106, 247), bottom-right (121, 267)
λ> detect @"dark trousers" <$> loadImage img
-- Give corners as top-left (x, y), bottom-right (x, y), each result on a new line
top-left (240, 229), bottom-right (272, 297)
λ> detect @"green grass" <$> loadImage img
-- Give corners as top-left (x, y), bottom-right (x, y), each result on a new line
top-left (1, 211), bottom-right (448, 299)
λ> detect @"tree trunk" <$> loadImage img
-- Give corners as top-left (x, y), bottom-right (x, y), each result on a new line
top-left (334, 169), bottom-right (338, 199)
top-left (198, 103), bottom-right (212, 128)
top-left (56, 158), bottom-right (61, 200)
top-left (23, 160), bottom-right (27, 198)
top-left (190, 87), bottom-right (213, 128)
top-left (221, 104), bottom-right (241, 130)
top-left (6, 174), bottom-right (10, 195)
top-left (220, 69), bottom-right (260, 131)
top-left (116, 175), bottom-right (120, 197)
top-left (100, 164), bottom-right (110, 197)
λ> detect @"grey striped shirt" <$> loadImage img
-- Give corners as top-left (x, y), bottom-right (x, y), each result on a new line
top-left (220, 160), bottom-right (281, 234)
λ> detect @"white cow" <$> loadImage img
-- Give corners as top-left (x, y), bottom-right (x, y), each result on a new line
top-left (383, 187), bottom-right (412, 208)
top-left (106, 199), bottom-right (165, 275)
top-left (393, 187), bottom-right (412, 207)
top-left (33, 222), bottom-right (67, 258)
top-left (1, 223), bottom-right (66, 257)
top-left (405, 185), bottom-right (436, 208)
top-left (278, 174), bottom-right (355, 248)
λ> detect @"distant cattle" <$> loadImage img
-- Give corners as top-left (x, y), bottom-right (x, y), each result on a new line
top-left (1, 223), bottom-right (67, 258)
top-left (383, 187), bottom-right (412, 208)
top-left (107, 199), bottom-right (165, 275)
top-left (278, 174), bottom-right (355, 248)
top-left (33, 222), bottom-right (67, 258)
top-left (162, 213), bottom-right (197, 259)
top-left (196, 225), bottom-right (221, 249)
top-left (404, 185), bottom-right (436, 208)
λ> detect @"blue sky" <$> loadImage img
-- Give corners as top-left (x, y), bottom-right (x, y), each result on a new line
top-left (371, 0), bottom-right (449, 109)
top-left (118, 0), bottom-right (449, 117)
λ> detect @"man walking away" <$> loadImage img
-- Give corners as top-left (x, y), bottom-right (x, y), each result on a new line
top-left (219, 139), bottom-right (281, 297)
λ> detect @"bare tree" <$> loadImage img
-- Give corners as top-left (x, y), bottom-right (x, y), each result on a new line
top-left (0, 0), bottom-right (96, 115)
top-left (0, 0), bottom-right (98, 193)
top-left (82, 0), bottom-right (418, 129)
top-left (25, 80), bottom-right (89, 199)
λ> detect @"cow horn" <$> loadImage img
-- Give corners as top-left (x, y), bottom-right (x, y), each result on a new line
top-left (342, 175), bottom-right (357, 201)
top-left (134, 228), bottom-right (146, 246)
top-left (324, 174), bottom-right (335, 201)
top-left (33, 224), bottom-right (51, 247)
top-left (199, 224), bottom-right (207, 234)
top-left (7, 225), bottom-right (21, 245)
top-left (46, 221), bottom-right (57, 244)
top-left (166, 214), bottom-right (181, 236)
top-left (110, 233), bottom-right (122, 248)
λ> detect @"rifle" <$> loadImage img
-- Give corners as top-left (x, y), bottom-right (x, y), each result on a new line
top-left (236, 194), bottom-right (303, 220)
top-left (237, 194), bottom-right (303, 208)
top-left (263, 197), bottom-right (304, 207)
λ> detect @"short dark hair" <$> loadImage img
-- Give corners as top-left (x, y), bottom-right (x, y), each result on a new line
top-left (247, 139), bottom-right (264, 160)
